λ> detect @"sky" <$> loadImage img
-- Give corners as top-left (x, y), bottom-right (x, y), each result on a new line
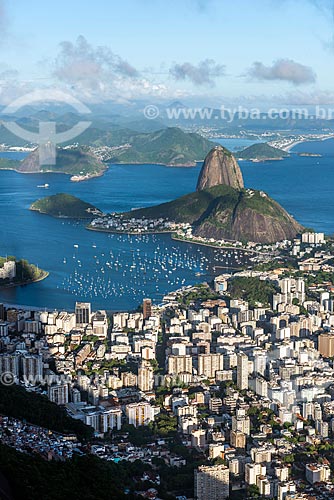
top-left (0, 0), bottom-right (334, 106)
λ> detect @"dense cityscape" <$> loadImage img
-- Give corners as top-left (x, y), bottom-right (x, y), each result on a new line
top-left (1, 229), bottom-right (334, 498)
top-left (2, 1), bottom-right (334, 499)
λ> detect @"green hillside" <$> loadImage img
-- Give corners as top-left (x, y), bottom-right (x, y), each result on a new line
top-left (127, 184), bottom-right (240, 222)
top-left (18, 146), bottom-right (106, 177)
top-left (0, 383), bottom-right (93, 440)
top-left (0, 256), bottom-right (47, 285)
top-left (127, 184), bottom-right (303, 243)
top-left (237, 142), bottom-right (289, 160)
top-left (30, 193), bottom-right (101, 218)
top-left (0, 157), bottom-right (21, 170)
top-left (108, 127), bottom-right (217, 165)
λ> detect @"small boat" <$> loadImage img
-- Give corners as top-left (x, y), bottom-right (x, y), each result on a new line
top-left (74, 244), bottom-right (79, 248)
top-left (37, 183), bottom-right (49, 188)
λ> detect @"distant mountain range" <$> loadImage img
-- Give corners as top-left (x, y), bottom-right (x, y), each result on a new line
top-left (0, 127), bottom-right (217, 170)
top-left (1, 102), bottom-right (334, 151)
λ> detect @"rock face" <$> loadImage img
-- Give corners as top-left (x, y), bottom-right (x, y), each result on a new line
top-left (18, 143), bottom-right (56, 172)
top-left (126, 144), bottom-right (305, 243)
top-left (192, 188), bottom-right (304, 243)
top-left (196, 145), bottom-right (244, 191)
top-left (129, 184), bottom-right (304, 244)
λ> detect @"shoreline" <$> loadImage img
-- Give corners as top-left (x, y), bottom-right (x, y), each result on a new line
top-left (0, 271), bottom-right (49, 290)
top-left (30, 207), bottom-right (94, 220)
top-left (280, 140), bottom-right (305, 152)
top-left (0, 167), bottom-right (105, 182)
top-left (238, 157), bottom-right (286, 162)
top-left (86, 225), bottom-right (174, 235)
top-left (280, 134), bottom-right (334, 152)
top-left (86, 225), bottom-right (270, 256)
top-left (109, 161), bottom-right (200, 168)
top-left (70, 169), bottom-right (106, 182)
top-left (170, 234), bottom-right (270, 255)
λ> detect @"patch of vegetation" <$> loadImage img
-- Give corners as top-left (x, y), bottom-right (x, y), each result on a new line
top-left (0, 384), bottom-right (93, 441)
top-left (19, 147), bottom-right (106, 176)
top-left (302, 270), bottom-right (334, 286)
top-left (0, 443), bottom-right (145, 500)
top-left (237, 142), bottom-right (289, 160)
top-left (236, 189), bottom-right (291, 222)
top-left (228, 276), bottom-right (278, 307)
top-left (178, 284), bottom-right (220, 307)
top-left (109, 127), bottom-right (217, 166)
top-left (128, 184), bottom-right (240, 223)
top-left (0, 256), bottom-right (47, 285)
top-left (252, 258), bottom-right (298, 272)
top-left (0, 157), bottom-right (21, 169)
top-left (30, 193), bottom-right (101, 219)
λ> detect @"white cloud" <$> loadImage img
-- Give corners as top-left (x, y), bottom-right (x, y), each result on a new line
top-left (169, 59), bottom-right (225, 86)
top-left (50, 35), bottom-right (189, 102)
top-left (247, 59), bottom-right (317, 85)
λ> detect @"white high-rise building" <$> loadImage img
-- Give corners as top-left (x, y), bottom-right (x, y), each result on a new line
top-left (198, 354), bottom-right (224, 379)
top-left (21, 354), bottom-right (43, 383)
top-left (301, 232), bottom-right (325, 244)
top-left (92, 310), bottom-right (108, 339)
top-left (237, 353), bottom-right (248, 390)
top-left (100, 408), bottom-right (122, 432)
top-left (0, 353), bottom-right (20, 379)
top-left (138, 361), bottom-right (154, 392)
top-left (195, 464), bottom-right (229, 500)
top-left (254, 352), bottom-right (267, 376)
top-left (75, 302), bottom-right (91, 326)
top-left (232, 408), bottom-right (250, 436)
top-left (305, 463), bottom-right (330, 484)
top-left (126, 402), bottom-right (154, 427)
top-left (0, 260), bottom-right (16, 280)
top-left (168, 355), bottom-right (192, 375)
top-left (245, 463), bottom-right (266, 485)
top-left (48, 382), bottom-right (69, 405)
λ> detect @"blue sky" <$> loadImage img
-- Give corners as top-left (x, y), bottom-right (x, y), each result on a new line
top-left (0, 0), bottom-right (333, 104)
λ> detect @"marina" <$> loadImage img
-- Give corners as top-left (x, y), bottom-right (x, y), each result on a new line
top-left (0, 138), bottom-right (334, 310)
top-left (59, 232), bottom-right (248, 304)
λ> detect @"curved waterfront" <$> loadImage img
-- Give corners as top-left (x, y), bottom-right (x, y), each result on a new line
top-left (0, 138), bottom-right (333, 310)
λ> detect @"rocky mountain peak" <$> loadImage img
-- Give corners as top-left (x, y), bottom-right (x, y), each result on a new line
top-left (196, 145), bottom-right (244, 191)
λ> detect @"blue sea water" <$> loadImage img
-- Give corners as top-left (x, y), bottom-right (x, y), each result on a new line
top-left (0, 138), bottom-right (333, 310)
